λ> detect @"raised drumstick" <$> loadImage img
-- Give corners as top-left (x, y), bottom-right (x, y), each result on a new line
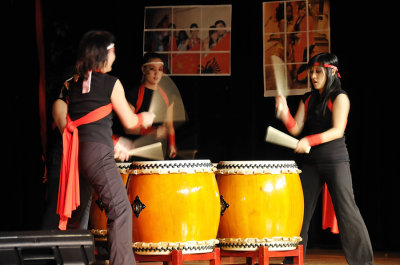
top-left (148, 74), bottom-right (187, 124)
top-left (271, 55), bottom-right (289, 118)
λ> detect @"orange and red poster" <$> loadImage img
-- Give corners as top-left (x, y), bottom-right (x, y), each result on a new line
top-left (263, 0), bottom-right (331, 97)
top-left (144, 5), bottom-right (231, 76)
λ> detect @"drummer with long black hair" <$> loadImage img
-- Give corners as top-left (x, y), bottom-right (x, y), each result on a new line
top-left (275, 52), bottom-right (374, 265)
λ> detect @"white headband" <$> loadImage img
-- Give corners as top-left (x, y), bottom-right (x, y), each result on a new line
top-left (143, 61), bottom-right (164, 67)
top-left (107, 43), bottom-right (115, 50)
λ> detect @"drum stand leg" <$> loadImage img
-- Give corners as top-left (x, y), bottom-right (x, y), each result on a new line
top-left (220, 245), bottom-right (303, 265)
top-left (134, 247), bottom-right (221, 265)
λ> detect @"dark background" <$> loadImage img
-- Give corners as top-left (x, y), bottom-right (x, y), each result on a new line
top-left (5, 0), bottom-right (399, 253)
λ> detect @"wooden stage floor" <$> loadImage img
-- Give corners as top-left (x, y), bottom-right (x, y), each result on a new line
top-left (94, 248), bottom-right (400, 265)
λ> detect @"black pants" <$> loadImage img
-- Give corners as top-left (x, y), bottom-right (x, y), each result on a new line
top-left (300, 162), bottom-right (374, 265)
top-left (41, 152), bottom-right (92, 230)
top-left (79, 142), bottom-right (136, 265)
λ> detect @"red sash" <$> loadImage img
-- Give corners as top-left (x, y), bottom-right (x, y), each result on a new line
top-left (135, 84), bottom-right (169, 114)
top-left (57, 103), bottom-right (113, 230)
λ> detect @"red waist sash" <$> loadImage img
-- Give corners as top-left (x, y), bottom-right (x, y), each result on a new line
top-left (57, 103), bottom-right (113, 230)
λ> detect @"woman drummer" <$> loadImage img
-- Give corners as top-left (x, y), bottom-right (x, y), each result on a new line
top-left (58, 30), bottom-right (154, 265)
top-left (275, 53), bottom-right (374, 265)
top-left (123, 52), bottom-right (177, 159)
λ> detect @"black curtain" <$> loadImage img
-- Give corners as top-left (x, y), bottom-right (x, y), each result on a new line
top-left (6, 0), bottom-right (399, 252)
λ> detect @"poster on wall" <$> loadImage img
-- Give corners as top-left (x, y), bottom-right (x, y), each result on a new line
top-left (144, 5), bottom-right (232, 76)
top-left (263, 0), bottom-right (330, 97)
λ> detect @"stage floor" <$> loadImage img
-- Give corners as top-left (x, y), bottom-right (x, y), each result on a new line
top-left (94, 249), bottom-right (400, 265)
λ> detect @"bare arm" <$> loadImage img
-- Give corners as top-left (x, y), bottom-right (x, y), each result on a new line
top-left (275, 95), bottom-right (305, 136)
top-left (110, 79), bottom-right (146, 130)
top-left (52, 99), bottom-right (67, 134)
top-left (318, 93), bottom-right (349, 141)
top-left (290, 100), bottom-right (305, 136)
top-left (165, 102), bottom-right (176, 158)
top-left (123, 103), bottom-right (141, 135)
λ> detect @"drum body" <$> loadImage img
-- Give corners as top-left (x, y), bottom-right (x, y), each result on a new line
top-left (127, 160), bottom-right (220, 255)
top-left (216, 161), bottom-right (304, 251)
top-left (89, 162), bottom-right (131, 240)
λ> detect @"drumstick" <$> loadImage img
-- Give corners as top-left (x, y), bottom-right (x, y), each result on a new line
top-left (128, 142), bottom-right (164, 160)
top-left (271, 55), bottom-right (289, 118)
top-left (149, 74), bottom-right (187, 124)
top-left (265, 126), bottom-right (310, 153)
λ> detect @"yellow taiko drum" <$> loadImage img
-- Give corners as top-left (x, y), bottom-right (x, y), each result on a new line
top-left (216, 161), bottom-right (304, 251)
top-left (89, 162), bottom-right (131, 240)
top-left (127, 160), bottom-right (220, 255)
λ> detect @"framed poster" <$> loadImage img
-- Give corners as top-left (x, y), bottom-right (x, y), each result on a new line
top-left (263, 0), bottom-right (330, 97)
top-left (144, 5), bottom-right (232, 76)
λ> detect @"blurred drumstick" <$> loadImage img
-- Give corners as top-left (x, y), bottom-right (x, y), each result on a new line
top-left (148, 87), bottom-right (167, 124)
top-left (165, 101), bottom-right (174, 123)
top-left (149, 74), bottom-right (187, 124)
top-left (128, 142), bottom-right (164, 160)
top-left (271, 55), bottom-right (289, 118)
top-left (265, 126), bottom-right (310, 153)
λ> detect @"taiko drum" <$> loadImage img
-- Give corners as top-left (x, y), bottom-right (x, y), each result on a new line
top-left (127, 160), bottom-right (220, 255)
top-left (89, 162), bottom-right (131, 240)
top-left (216, 161), bottom-right (304, 251)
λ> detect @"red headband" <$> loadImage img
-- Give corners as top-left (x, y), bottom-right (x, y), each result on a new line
top-left (314, 63), bottom-right (341, 78)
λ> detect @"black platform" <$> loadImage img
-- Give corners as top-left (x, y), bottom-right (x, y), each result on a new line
top-left (0, 230), bottom-right (95, 264)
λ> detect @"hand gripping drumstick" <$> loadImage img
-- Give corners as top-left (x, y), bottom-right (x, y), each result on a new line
top-left (128, 142), bottom-right (165, 161)
top-left (271, 55), bottom-right (289, 118)
top-left (265, 126), bottom-right (310, 153)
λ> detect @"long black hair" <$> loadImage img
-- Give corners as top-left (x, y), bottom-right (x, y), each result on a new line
top-left (308, 52), bottom-right (342, 115)
top-left (208, 25), bottom-right (217, 48)
top-left (75, 30), bottom-right (115, 80)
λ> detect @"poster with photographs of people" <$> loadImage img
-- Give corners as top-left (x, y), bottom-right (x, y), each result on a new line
top-left (263, 0), bottom-right (330, 97)
top-left (144, 5), bottom-right (231, 76)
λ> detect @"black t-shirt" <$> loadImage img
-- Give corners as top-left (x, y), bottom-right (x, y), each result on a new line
top-left (297, 89), bottom-right (350, 164)
top-left (67, 72), bottom-right (117, 148)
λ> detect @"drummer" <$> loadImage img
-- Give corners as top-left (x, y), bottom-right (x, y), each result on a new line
top-left (57, 30), bottom-right (155, 265)
top-left (113, 52), bottom-right (177, 159)
top-left (41, 60), bottom-right (141, 231)
top-left (275, 53), bottom-right (374, 264)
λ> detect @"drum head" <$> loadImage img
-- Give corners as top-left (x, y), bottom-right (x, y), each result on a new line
top-left (131, 159), bottom-right (214, 174)
top-left (216, 161), bottom-right (300, 174)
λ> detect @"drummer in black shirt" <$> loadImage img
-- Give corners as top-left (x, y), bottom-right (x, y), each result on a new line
top-left (275, 53), bottom-right (374, 265)
top-left (114, 52), bottom-right (177, 159)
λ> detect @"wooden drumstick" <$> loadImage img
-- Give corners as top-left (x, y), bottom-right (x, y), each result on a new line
top-left (148, 88), bottom-right (165, 123)
top-left (271, 55), bottom-right (289, 118)
top-left (265, 126), bottom-right (310, 153)
top-left (148, 74), bottom-right (187, 124)
top-left (128, 142), bottom-right (164, 160)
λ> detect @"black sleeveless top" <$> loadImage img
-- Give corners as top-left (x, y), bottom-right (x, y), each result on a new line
top-left (126, 85), bottom-right (154, 113)
top-left (297, 89), bottom-right (350, 164)
top-left (112, 84), bottom-right (155, 137)
top-left (67, 72), bottom-right (117, 148)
